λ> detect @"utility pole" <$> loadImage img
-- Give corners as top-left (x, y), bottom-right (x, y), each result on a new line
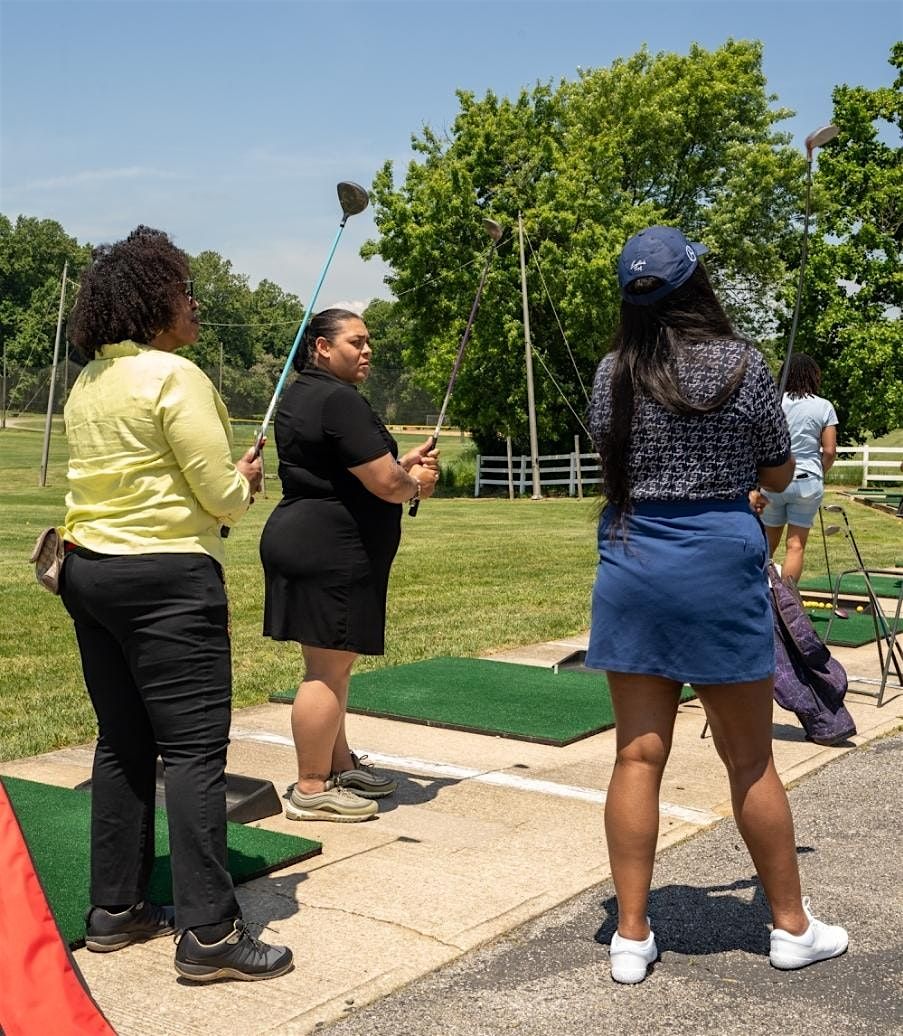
top-left (218, 340), bottom-right (224, 395)
top-left (39, 261), bottom-right (67, 487)
top-left (518, 212), bottom-right (541, 499)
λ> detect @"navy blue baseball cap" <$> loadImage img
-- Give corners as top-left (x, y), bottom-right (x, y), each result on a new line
top-left (617, 225), bottom-right (709, 305)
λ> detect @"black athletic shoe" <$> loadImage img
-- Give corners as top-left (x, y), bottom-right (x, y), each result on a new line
top-left (174, 919), bottom-right (294, 982)
top-left (85, 901), bottom-right (176, 952)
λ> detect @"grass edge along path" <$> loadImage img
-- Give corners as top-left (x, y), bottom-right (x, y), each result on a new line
top-left (270, 657), bottom-right (695, 746)
top-left (1, 775), bottom-right (321, 948)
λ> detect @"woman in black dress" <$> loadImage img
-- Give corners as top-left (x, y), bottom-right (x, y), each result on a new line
top-left (261, 308), bottom-right (438, 822)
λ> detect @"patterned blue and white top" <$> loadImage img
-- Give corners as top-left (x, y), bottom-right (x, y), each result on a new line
top-left (588, 339), bottom-right (790, 501)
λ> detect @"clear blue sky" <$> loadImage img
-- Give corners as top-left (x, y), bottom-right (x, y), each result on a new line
top-left (1, 1), bottom-right (899, 308)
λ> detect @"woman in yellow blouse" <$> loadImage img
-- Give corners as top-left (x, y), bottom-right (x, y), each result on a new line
top-left (62, 226), bottom-right (292, 983)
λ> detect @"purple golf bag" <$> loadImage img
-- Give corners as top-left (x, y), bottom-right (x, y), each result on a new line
top-left (769, 563), bottom-right (856, 746)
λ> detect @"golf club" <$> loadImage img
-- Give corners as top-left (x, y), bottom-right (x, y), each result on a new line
top-left (777, 124), bottom-right (840, 398)
top-left (220, 182), bottom-right (368, 540)
top-left (823, 504), bottom-right (903, 679)
top-left (818, 506), bottom-right (848, 618)
top-left (409, 217), bottom-right (503, 517)
top-left (253, 181), bottom-right (370, 458)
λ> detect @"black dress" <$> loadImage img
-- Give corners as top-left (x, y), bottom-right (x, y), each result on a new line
top-left (260, 368), bottom-right (401, 654)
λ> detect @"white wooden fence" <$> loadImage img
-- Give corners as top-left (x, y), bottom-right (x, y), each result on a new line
top-left (833, 445), bottom-right (903, 487)
top-left (475, 451), bottom-right (602, 497)
top-left (475, 444), bottom-right (903, 497)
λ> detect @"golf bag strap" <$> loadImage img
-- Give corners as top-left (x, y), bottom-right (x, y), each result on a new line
top-left (0, 780), bottom-right (116, 1036)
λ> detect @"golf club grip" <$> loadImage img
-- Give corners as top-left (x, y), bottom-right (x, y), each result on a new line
top-left (408, 436), bottom-right (438, 517)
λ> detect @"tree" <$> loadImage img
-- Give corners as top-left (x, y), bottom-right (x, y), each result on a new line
top-left (791, 44), bottom-right (903, 441)
top-left (183, 250), bottom-right (255, 372)
top-left (363, 41), bottom-right (804, 451)
top-left (247, 278), bottom-right (303, 363)
top-left (0, 215), bottom-right (90, 368)
top-left (362, 298), bottom-right (437, 424)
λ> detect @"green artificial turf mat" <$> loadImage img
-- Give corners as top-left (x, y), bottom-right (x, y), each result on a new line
top-left (1, 775), bottom-right (320, 948)
top-left (797, 573), bottom-right (903, 598)
top-left (269, 657), bottom-right (695, 745)
top-left (805, 608), bottom-right (886, 647)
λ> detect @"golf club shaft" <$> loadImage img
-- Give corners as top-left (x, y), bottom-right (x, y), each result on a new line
top-left (777, 159), bottom-right (814, 399)
top-left (253, 217), bottom-right (350, 458)
top-left (838, 515), bottom-right (899, 654)
top-left (409, 239), bottom-right (499, 517)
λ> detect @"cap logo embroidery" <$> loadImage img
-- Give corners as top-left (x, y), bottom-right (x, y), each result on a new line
top-left (629, 258), bottom-right (647, 272)
top-left (685, 245), bottom-right (696, 261)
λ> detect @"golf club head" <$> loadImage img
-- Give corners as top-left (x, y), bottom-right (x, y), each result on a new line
top-left (834, 606), bottom-right (850, 620)
top-left (337, 181), bottom-right (370, 218)
top-left (823, 524), bottom-right (842, 536)
top-left (483, 218), bottom-right (503, 243)
top-left (823, 504), bottom-right (843, 514)
top-left (805, 124), bottom-right (839, 156)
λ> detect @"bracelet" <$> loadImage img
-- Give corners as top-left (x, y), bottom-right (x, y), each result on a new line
top-left (409, 477), bottom-right (421, 503)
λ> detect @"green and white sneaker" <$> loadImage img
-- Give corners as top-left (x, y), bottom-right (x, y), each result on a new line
top-left (285, 779), bottom-right (378, 822)
top-left (333, 752), bottom-right (398, 799)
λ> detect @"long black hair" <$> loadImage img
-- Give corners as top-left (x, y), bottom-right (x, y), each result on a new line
top-left (601, 262), bottom-right (749, 517)
top-left (781, 352), bottom-right (821, 398)
top-left (291, 308), bottom-right (362, 374)
top-left (69, 226), bottom-right (189, 360)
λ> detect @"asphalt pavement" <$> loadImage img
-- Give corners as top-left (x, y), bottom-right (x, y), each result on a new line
top-left (322, 731), bottom-right (903, 1036)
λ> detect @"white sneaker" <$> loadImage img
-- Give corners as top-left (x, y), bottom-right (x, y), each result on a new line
top-left (610, 926), bottom-right (658, 984)
top-left (770, 897), bottom-right (848, 970)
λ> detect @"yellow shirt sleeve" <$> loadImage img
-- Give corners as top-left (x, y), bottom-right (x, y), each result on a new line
top-left (63, 342), bottom-right (251, 562)
top-left (157, 364), bottom-right (250, 526)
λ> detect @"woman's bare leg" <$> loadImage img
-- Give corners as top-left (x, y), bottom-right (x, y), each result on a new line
top-left (292, 646), bottom-right (357, 794)
top-left (331, 714), bottom-right (355, 775)
top-left (780, 525), bottom-right (811, 584)
top-left (605, 673), bottom-right (682, 940)
top-left (765, 523), bottom-right (785, 559)
top-left (694, 678), bottom-right (808, 934)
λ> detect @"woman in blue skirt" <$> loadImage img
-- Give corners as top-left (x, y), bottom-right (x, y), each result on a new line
top-left (587, 226), bottom-right (848, 983)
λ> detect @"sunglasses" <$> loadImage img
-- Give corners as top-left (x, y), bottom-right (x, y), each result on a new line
top-left (183, 278), bottom-right (195, 300)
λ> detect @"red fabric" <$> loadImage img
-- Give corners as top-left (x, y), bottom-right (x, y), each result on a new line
top-left (0, 782), bottom-right (116, 1036)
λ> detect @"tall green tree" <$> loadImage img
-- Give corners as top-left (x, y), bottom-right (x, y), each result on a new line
top-left (364, 41), bottom-right (804, 451)
top-left (362, 298), bottom-right (437, 423)
top-left (792, 44), bottom-right (902, 441)
top-left (184, 250), bottom-right (255, 372)
top-left (0, 215), bottom-right (90, 368)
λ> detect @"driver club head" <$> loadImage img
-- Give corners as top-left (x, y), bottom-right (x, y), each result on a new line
top-left (805, 124), bottom-right (840, 157)
top-left (337, 181), bottom-right (370, 218)
top-left (483, 218), bottom-right (503, 243)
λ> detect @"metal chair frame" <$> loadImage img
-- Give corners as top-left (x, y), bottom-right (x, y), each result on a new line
top-left (824, 568), bottom-right (903, 707)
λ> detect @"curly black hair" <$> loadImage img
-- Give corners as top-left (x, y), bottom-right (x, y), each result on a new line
top-left (69, 225), bottom-right (190, 359)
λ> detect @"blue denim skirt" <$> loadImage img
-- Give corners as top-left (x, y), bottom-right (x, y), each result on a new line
top-left (585, 499), bottom-right (774, 685)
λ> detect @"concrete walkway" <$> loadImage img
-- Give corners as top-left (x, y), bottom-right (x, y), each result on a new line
top-left (322, 731), bottom-right (903, 1036)
top-left (2, 627), bottom-right (901, 1035)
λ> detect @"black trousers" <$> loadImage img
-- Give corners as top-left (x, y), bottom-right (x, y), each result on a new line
top-left (60, 549), bottom-right (240, 931)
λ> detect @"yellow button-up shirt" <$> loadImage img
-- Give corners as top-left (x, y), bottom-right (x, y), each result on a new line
top-left (63, 341), bottom-right (250, 564)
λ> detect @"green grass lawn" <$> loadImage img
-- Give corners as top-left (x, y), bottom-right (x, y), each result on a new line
top-left (2, 416), bottom-right (901, 763)
top-left (1, 419), bottom-right (595, 761)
